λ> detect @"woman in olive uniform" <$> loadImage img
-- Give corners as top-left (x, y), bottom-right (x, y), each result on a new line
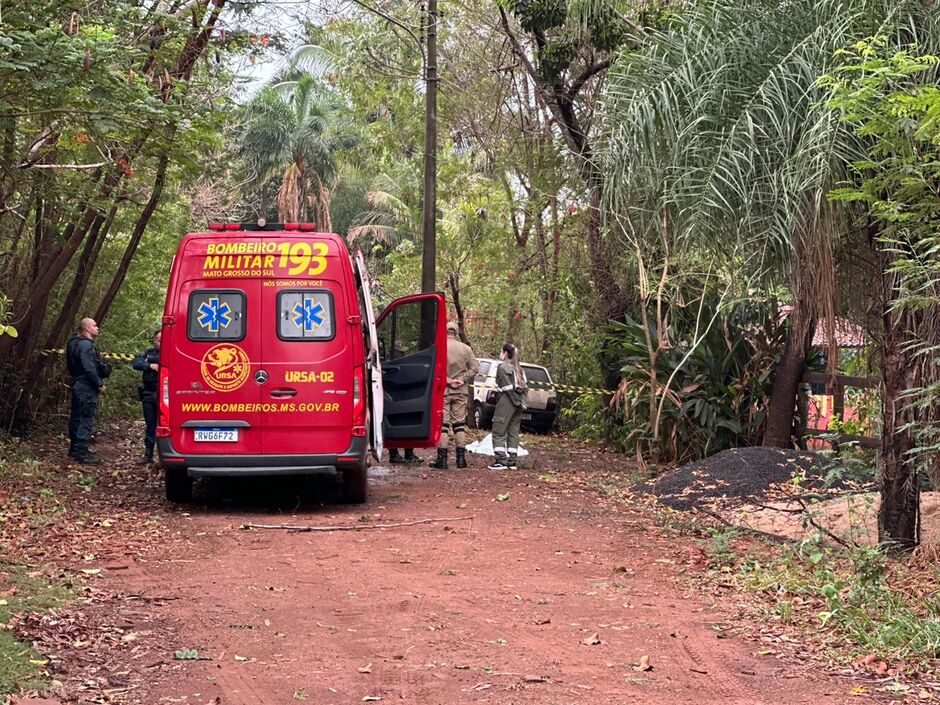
top-left (488, 343), bottom-right (526, 470)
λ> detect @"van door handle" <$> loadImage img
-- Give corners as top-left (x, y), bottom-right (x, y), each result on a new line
top-left (269, 388), bottom-right (298, 398)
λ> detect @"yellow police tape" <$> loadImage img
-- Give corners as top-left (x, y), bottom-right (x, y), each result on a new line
top-left (41, 348), bottom-right (137, 362)
top-left (527, 382), bottom-right (609, 395)
top-left (471, 381), bottom-right (608, 396)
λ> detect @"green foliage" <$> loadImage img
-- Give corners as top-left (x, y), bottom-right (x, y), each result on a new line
top-left (607, 296), bottom-right (784, 462)
top-left (0, 0), bottom-right (251, 429)
top-left (537, 32), bottom-right (579, 81)
top-left (822, 41), bottom-right (940, 485)
top-left (600, 0), bottom-right (933, 261)
top-left (0, 563), bottom-right (73, 695)
top-left (501, 0), bottom-right (568, 33)
top-left (705, 527), bottom-right (741, 569)
top-left (738, 541), bottom-right (940, 662)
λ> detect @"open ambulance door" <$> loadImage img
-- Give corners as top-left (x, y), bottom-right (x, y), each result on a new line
top-left (375, 292), bottom-right (447, 449)
top-left (353, 250), bottom-right (384, 461)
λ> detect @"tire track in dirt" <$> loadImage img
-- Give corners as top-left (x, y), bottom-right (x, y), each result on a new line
top-left (107, 462), bottom-right (854, 705)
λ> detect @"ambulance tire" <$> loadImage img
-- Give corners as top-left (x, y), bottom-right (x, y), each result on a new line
top-left (341, 465), bottom-right (368, 504)
top-left (165, 467), bottom-right (192, 503)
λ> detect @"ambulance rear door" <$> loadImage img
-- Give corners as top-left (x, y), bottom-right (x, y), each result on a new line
top-left (171, 277), bottom-right (263, 456)
top-left (375, 293), bottom-right (447, 448)
top-left (354, 250), bottom-right (383, 461)
top-left (260, 237), bottom-right (353, 456)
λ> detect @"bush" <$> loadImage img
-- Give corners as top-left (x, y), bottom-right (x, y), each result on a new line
top-left (606, 296), bottom-right (784, 463)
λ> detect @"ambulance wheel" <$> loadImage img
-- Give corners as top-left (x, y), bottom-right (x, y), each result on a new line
top-left (165, 467), bottom-right (192, 503)
top-left (341, 465), bottom-right (368, 504)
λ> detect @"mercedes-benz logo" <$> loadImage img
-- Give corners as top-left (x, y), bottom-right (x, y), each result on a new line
top-left (254, 369), bottom-right (269, 384)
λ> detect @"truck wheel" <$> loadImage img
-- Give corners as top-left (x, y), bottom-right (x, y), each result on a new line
top-left (475, 403), bottom-right (491, 430)
top-left (468, 401), bottom-right (480, 430)
top-left (341, 465), bottom-right (368, 504)
top-left (165, 467), bottom-right (192, 503)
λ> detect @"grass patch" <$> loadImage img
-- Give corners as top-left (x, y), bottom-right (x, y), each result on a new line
top-left (735, 539), bottom-right (940, 667)
top-left (0, 563), bottom-right (74, 696)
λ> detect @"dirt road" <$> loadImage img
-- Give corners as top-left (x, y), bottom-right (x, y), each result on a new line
top-left (62, 443), bottom-right (853, 705)
top-left (5, 430), bottom-right (864, 704)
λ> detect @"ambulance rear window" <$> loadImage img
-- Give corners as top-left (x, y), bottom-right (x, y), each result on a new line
top-left (277, 290), bottom-right (335, 341)
top-left (187, 290), bottom-right (246, 341)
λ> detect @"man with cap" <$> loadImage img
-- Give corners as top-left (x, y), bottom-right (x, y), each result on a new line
top-left (429, 321), bottom-right (478, 469)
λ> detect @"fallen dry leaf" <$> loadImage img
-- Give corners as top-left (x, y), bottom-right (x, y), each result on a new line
top-left (358, 662), bottom-right (372, 674)
top-left (634, 655), bottom-right (652, 671)
top-left (581, 632), bottom-right (601, 645)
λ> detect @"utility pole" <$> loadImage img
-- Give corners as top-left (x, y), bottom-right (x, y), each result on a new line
top-left (420, 0), bottom-right (437, 294)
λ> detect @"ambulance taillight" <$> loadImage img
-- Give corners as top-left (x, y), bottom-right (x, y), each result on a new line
top-left (351, 364), bottom-right (366, 436)
top-left (157, 367), bottom-right (171, 436)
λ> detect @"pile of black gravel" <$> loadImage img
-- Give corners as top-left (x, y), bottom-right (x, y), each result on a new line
top-left (640, 446), bottom-right (840, 511)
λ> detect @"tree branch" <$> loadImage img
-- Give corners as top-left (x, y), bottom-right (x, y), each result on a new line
top-left (243, 516), bottom-right (474, 532)
top-left (567, 58), bottom-right (612, 102)
top-left (21, 161), bottom-right (110, 170)
top-left (347, 0), bottom-right (426, 67)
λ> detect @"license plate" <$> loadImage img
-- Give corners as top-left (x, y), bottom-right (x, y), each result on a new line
top-left (521, 413), bottom-right (532, 421)
top-left (194, 427), bottom-right (238, 442)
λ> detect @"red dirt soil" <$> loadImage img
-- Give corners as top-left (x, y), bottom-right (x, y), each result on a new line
top-left (6, 430), bottom-right (866, 704)
top-left (115, 470), bottom-right (855, 703)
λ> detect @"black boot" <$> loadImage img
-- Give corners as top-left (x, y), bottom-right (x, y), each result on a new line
top-left (403, 449), bottom-right (421, 465)
top-left (428, 448), bottom-right (448, 469)
top-left (389, 448), bottom-right (404, 464)
top-left (455, 447), bottom-right (467, 468)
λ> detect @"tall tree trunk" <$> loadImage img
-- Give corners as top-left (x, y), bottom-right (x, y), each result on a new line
top-left (878, 305), bottom-right (919, 548)
top-left (8, 208), bottom-right (116, 432)
top-left (541, 198), bottom-right (561, 358)
top-left (877, 223), bottom-right (920, 548)
top-left (762, 300), bottom-right (815, 448)
top-left (0, 198), bottom-right (32, 283)
top-left (0, 170), bottom-right (122, 369)
top-left (47, 207), bottom-right (115, 349)
top-left (96, 153), bottom-right (169, 325)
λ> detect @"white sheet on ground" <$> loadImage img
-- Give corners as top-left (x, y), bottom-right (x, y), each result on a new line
top-left (466, 433), bottom-right (529, 457)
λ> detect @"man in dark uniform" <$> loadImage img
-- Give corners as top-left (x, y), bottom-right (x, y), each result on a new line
top-left (66, 317), bottom-right (109, 465)
top-left (132, 329), bottom-right (161, 464)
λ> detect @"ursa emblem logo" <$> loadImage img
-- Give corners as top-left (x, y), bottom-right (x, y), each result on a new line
top-left (200, 344), bottom-right (251, 392)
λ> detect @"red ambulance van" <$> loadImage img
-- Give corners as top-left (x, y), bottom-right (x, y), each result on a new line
top-left (156, 222), bottom-right (447, 503)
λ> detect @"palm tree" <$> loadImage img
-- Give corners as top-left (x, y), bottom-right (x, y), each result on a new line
top-left (598, 0), bottom-right (938, 543)
top-left (239, 71), bottom-right (356, 229)
top-left (347, 167), bottom-right (422, 248)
